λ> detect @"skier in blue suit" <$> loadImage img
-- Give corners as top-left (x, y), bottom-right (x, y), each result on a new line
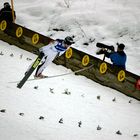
top-left (97, 43), bottom-right (127, 69)
top-left (34, 36), bottom-right (74, 78)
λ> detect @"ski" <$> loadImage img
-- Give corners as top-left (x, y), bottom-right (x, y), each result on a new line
top-left (9, 64), bottom-right (94, 84)
top-left (17, 54), bottom-right (43, 89)
top-left (9, 76), bottom-right (48, 84)
top-left (25, 76), bottom-right (48, 82)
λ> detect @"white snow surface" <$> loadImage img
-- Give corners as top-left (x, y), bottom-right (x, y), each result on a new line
top-left (0, 0), bottom-right (140, 140)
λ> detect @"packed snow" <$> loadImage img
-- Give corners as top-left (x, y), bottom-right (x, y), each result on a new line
top-left (0, 0), bottom-right (140, 140)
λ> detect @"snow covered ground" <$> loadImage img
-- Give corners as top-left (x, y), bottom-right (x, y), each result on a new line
top-left (0, 0), bottom-right (140, 140)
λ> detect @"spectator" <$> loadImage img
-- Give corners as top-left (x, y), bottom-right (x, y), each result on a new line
top-left (0, 2), bottom-right (16, 22)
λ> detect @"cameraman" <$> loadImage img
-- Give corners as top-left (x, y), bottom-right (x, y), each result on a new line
top-left (97, 43), bottom-right (127, 69)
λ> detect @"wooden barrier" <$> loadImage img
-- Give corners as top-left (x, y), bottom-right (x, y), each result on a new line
top-left (0, 20), bottom-right (53, 53)
top-left (0, 20), bottom-right (140, 100)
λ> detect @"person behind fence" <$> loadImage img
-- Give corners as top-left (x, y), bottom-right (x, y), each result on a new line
top-left (27, 36), bottom-right (74, 78)
top-left (0, 2), bottom-right (16, 22)
top-left (96, 43), bottom-right (127, 69)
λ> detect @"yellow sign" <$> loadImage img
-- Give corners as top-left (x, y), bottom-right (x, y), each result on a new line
top-left (65, 48), bottom-right (73, 59)
top-left (99, 62), bottom-right (107, 74)
top-left (32, 33), bottom-right (39, 45)
top-left (117, 70), bottom-right (125, 82)
top-left (0, 20), bottom-right (7, 31)
top-left (82, 55), bottom-right (89, 66)
top-left (16, 27), bottom-right (23, 38)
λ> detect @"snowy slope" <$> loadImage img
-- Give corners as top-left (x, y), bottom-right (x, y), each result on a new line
top-left (0, 41), bottom-right (140, 140)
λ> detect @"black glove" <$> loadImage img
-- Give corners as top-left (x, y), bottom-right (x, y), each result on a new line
top-left (96, 49), bottom-right (106, 55)
top-left (40, 52), bottom-right (45, 57)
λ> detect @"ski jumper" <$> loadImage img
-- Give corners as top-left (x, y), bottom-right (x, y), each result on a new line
top-left (35, 39), bottom-right (69, 76)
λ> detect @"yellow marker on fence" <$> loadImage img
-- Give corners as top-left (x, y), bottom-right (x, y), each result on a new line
top-left (82, 55), bottom-right (89, 66)
top-left (65, 48), bottom-right (73, 59)
top-left (0, 20), bottom-right (7, 31)
top-left (16, 27), bottom-right (23, 38)
top-left (117, 70), bottom-right (125, 82)
top-left (99, 62), bottom-right (107, 74)
top-left (32, 33), bottom-right (39, 45)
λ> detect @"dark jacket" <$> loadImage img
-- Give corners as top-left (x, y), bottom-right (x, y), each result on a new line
top-left (105, 51), bottom-right (127, 69)
top-left (0, 6), bottom-right (16, 22)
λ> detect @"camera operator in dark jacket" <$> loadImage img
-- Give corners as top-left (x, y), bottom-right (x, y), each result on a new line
top-left (0, 2), bottom-right (16, 22)
top-left (97, 43), bottom-right (127, 69)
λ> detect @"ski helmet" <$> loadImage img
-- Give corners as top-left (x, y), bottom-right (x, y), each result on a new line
top-left (64, 36), bottom-right (74, 45)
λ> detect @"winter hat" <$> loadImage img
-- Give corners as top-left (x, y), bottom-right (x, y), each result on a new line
top-left (117, 43), bottom-right (125, 50)
top-left (4, 2), bottom-right (10, 8)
